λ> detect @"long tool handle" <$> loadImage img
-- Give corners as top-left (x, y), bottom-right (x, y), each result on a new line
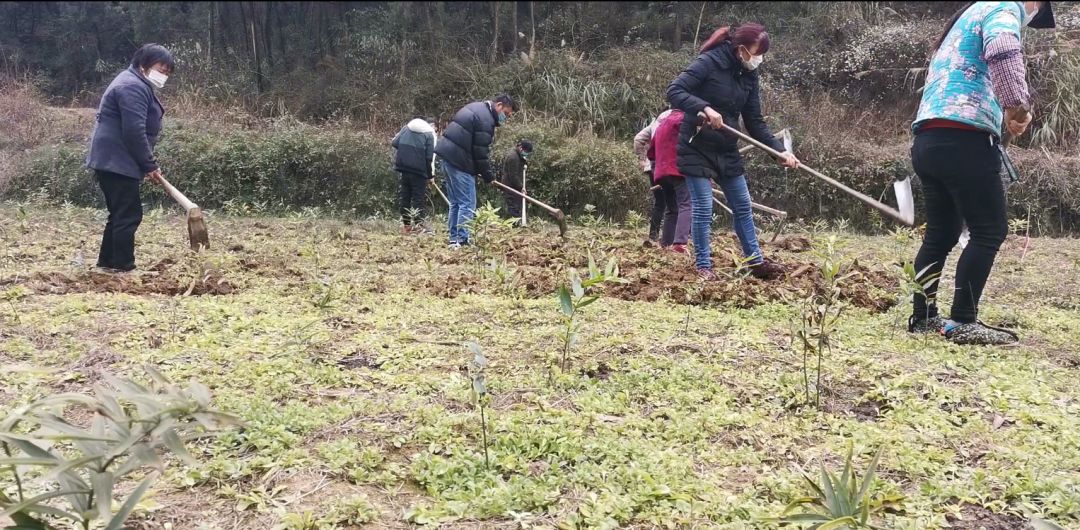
top-left (712, 188), bottom-right (787, 218)
top-left (705, 117), bottom-right (912, 226)
top-left (521, 164), bottom-right (528, 227)
top-left (157, 175), bottom-right (198, 212)
top-left (432, 182), bottom-right (450, 206)
top-left (492, 180), bottom-right (560, 216)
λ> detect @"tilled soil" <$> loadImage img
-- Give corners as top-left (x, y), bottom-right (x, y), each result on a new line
top-left (21, 258), bottom-right (235, 296)
top-left (423, 232), bottom-right (897, 311)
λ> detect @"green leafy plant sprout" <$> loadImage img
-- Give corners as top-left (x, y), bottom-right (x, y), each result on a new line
top-left (464, 202), bottom-right (518, 275)
top-left (897, 261), bottom-right (941, 331)
top-left (793, 235), bottom-right (850, 407)
top-left (0, 365), bottom-right (239, 530)
top-left (555, 251), bottom-right (625, 378)
top-left (623, 210), bottom-right (646, 231)
top-left (465, 342), bottom-right (491, 469)
top-left (773, 445), bottom-right (903, 529)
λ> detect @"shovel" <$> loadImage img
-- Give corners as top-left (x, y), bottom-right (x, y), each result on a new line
top-left (697, 113), bottom-right (915, 226)
top-left (157, 175), bottom-right (209, 251)
top-left (492, 180), bottom-right (568, 237)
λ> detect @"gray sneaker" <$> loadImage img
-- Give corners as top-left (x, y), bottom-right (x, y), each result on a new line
top-left (908, 314), bottom-right (946, 334)
top-left (943, 321), bottom-right (1019, 346)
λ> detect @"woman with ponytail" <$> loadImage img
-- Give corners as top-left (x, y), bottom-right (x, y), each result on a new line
top-left (666, 24), bottom-right (798, 281)
top-left (907, 2), bottom-right (1054, 345)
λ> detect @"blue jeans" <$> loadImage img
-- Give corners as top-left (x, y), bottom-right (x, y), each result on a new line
top-left (686, 174), bottom-right (764, 270)
top-left (442, 159), bottom-right (477, 244)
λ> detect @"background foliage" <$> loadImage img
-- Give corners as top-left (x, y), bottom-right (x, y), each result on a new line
top-left (1, 1), bottom-right (1078, 232)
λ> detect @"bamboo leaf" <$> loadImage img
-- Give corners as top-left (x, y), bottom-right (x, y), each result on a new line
top-left (92, 471), bottom-right (114, 521)
top-left (161, 428), bottom-right (197, 467)
top-left (0, 489), bottom-right (89, 519)
top-left (557, 286), bottom-right (574, 317)
top-left (856, 448), bottom-right (883, 505)
top-left (818, 516), bottom-right (859, 530)
top-left (104, 472), bottom-right (158, 530)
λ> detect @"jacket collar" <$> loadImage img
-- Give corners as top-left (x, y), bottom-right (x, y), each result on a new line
top-left (127, 66), bottom-right (167, 115)
top-left (704, 41), bottom-right (755, 78)
top-left (485, 101), bottom-right (502, 127)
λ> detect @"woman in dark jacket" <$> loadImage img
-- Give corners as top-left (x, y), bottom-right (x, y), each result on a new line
top-left (666, 24), bottom-right (798, 281)
top-left (85, 44), bottom-right (173, 273)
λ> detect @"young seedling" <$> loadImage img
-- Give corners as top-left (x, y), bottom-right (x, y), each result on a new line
top-left (792, 235), bottom-right (850, 407)
top-left (464, 202), bottom-right (517, 275)
top-left (772, 444), bottom-right (904, 529)
top-left (553, 251), bottom-right (624, 381)
top-left (0, 365), bottom-right (239, 530)
top-left (896, 261), bottom-right (942, 337)
top-left (465, 342), bottom-right (491, 469)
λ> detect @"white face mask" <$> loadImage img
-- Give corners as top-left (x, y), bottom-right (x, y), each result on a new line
top-left (741, 53), bottom-right (764, 71)
top-left (1025, 5), bottom-right (1040, 27)
top-left (146, 69), bottom-right (168, 89)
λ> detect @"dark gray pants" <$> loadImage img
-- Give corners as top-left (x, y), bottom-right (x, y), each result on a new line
top-left (399, 171), bottom-right (429, 226)
top-left (659, 176), bottom-right (691, 246)
top-left (96, 170), bottom-right (142, 271)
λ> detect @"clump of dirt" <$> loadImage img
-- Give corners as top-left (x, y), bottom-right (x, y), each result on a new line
top-left (582, 361), bottom-right (614, 380)
top-left (23, 261), bottom-right (236, 297)
top-left (422, 232), bottom-right (898, 311)
top-left (944, 502), bottom-right (1027, 530)
top-left (767, 235), bottom-right (813, 252)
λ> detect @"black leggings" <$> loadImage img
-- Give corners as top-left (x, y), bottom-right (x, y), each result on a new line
top-left (96, 171), bottom-right (143, 271)
top-left (647, 171), bottom-right (664, 240)
top-left (911, 128), bottom-right (1007, 324)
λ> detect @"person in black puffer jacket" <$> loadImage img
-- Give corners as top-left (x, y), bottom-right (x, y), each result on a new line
top-left (435, 94), bottom-right (519, 248)
top-left (392, 116), bottom-right (437, 233)
top-left (667, 24), bottom-right (799, 281)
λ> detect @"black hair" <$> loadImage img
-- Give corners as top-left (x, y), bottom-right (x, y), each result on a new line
top-left (494, 94), bottom-right (519, 112)
top-left (930, 3), bottom-right (975, 60)
top-left (517, 139), bottom-right (534, 153)
top-left (131, 44), bottom-right (176, 73)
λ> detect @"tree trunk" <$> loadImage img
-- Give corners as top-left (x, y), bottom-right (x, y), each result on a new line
top-left (511, 1), bottom-right (518, 54)
top-left (491, 1), bottom-right (500, 63)
top-left (528, 0), bottom-right (535, 58)
top-left (673, 2), bottom-right (682, 51)
top-left (263, 1), bottom-right (274, 69)
top-left (692, 1), bottom-right (707, 51)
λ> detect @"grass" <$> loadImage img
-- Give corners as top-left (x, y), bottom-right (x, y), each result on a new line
top-left (1, 204), bottom-right (1079, 529)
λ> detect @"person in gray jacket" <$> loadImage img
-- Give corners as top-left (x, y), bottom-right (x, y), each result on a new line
top-left (392, 116), bottom-right (437, 234)
top-left (85, 44), bottom-right (173, 273)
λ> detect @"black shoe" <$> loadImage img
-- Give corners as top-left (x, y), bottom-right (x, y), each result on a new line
top-left (943, 320), bottom-right (1019, 345)
top-left (908, 314), bottom-right (946, 334)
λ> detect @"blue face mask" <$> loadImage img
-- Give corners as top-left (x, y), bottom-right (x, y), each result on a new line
top-left (497, 112), bottom-right (507, 125)
top-left (520, 151), bottom-right (530, 160)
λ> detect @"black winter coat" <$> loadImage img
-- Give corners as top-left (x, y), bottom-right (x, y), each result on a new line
top-left (666, 41), bottom-right (784, 181)
top-left (435, 101), bottom-right (500, 182)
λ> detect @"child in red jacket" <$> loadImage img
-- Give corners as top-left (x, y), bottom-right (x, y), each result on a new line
top-left (647, 110), bottom-right (691, 253)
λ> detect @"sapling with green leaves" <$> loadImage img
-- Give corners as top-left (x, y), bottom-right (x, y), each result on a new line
top-left (554, 251), bottom-right (625, 378)
top-left (792, 235), bottom-right (850, 407)
top-left (464, 202), bottom-right (518, 275)
top-left (897, 261), bottom-right (941, 333)
top-left (465, 342), bottom-right (491, 469)
top-left (0, 365), bottom-right (239, 530)
top-left (772, 444), bottom-right (904, 529)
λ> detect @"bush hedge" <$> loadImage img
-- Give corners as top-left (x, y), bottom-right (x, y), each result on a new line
top-left (6, 112), bottom-right (1077, 235)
